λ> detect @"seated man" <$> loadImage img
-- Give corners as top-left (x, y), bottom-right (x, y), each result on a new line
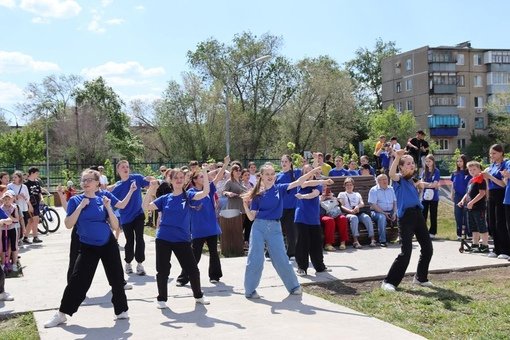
top-left (359, 155), bottom-right (376, 176)
top-left (368, 174), bottom-right (397, 247)
top-left (346, 160), bottom-right (359, 176)
top-left (329, 156), bottom-right (348, 177)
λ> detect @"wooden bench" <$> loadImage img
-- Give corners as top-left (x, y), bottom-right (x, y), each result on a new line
top-left (327, 175), bottom-right (398, 245)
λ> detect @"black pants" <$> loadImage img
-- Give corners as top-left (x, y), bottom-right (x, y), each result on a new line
top-left (488, 190), bottom-right (509, 255)
top-left (155, 238), bottom-right (203, 302)
top-left (177, 235), bottom-right (222, 284)
top-left (243, 215), bottom-right (253, 242)
top-left (295, 223), bottom-right (326, 272)
top-left (281, 208), bottom-right (297, 258)
top-left (422, 200), bottom-right (438, 235)
top-left (67, 228), bottom-right (80, 284)
top-left (59, 234), bottom-right (128, 316)
top-left (385, 207), bottom-right (433, 287)
top-left (123, 213), bottom-right (145, 264)
top-left (0, 262), bottom-right (5, 294)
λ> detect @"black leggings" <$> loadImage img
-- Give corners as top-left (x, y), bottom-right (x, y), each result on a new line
top-left (177, 235), bottom-right (222, 284)
top-left (122, 213), bottom-right (146, 263)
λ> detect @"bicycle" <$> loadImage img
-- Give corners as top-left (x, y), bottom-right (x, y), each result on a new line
top-left (37, 195), bottom-right (61, 235)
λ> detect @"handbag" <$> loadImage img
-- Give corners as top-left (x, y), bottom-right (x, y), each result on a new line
top-left (423, 188), bottom-right (434, 201)
top-left (321, 199), bottom-right (343, 218)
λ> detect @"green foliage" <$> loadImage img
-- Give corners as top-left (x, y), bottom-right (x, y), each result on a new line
top-left (445, 148), bottom-right (462, 173)
top-left (103, 159), bottom-right (115, 184)
top-left (486, 92), bottom-right (510, 148)
top-left (345, 38), bottom-right (400, 111)
top-left (143, 164), bottom-right (158, 178)
top-left (0, 127), bottom-right (45, 165)
top-left (466, 132), bottom-right (493, 161)
top-left (60, 168), bottom-right (77, 185)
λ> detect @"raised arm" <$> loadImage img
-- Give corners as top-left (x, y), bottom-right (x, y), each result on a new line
top-left (56, 185), bottom-right (68, 211)
top-left (212, 156), bottom-right (230, 185)
top-left (288, 167), bottom-right (322, 190)
top-left (142, 180), bottom-right (160, 211)
top-left (302, 178), bottom-right (334, 188)
top-left (242, 195), bottom-right (256, 221)
top-left (389, 149), bottom-right (404, 182)
top-left (103, 195), bottom-right (119, 232)
top-left (191, 169), bottom-right (211, 201)
top-left (295, 189), bottom-right (320, 200)
top-left (114, 181), bottom-right (137, 209)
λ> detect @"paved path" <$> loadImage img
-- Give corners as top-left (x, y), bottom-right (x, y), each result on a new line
top-left (2, 207), bottom-right (508, 339)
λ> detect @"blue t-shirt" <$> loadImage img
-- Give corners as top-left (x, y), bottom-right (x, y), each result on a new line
top-left (487, 160), bottom-right (508, 191)
top-left (346, 170), bottom-right (359, 176)
top-left (450, 170), bottom-right (472, 198)
top-left (67, 191), bottom-right (120, 246)
top-left (358, 165), bottom-right (376, 176)
top-left (111, 174), bottom-right (149, 225)
top-left (153, 192), bottom-right (191, 242)
top-left (329, 168), bottom-right (348, 176)
top-left (188, 182), bottom-right (221, 239)
top-left (421, 168), bottom-right (441, 201)
top-left (393, 176), bottom-right (423, 218)
top-left (294, 185), bottom-right (322, 226)
top-left (276, 169), bottom-right (302, 209)
top-left (0, 209), bottom-right (8, 220)
top-left (380, 152), bottom-right (391, 169)
top-left (250, 183), bottom-right (289, 220)
top-left (504, 162), bottom-right (510, 205)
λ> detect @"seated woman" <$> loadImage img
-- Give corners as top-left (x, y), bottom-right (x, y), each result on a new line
top-left (320, 183), bottom-right (349, 250)
top-left (337, 177), bottom-right (376, 248)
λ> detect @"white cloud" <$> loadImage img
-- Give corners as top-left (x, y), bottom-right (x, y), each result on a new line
top-left (0, 81), bottom-right (24, 107)
top-left (87, 12), bottom-right (105, 34)
top-left (0, 0), bottom-right (16, 9)
top-left (101, 0), bottom-right (113, 7)
top-left (82, 61), bottom-right (165, 79)
top-left (20, 0), bottom-right (81, 19)
top-left (134, 5), bottom-right (144, 11)
top-left (105, 18), bottom-right (124, 25)
top-left (0, 51), bottom-right (60, 73)
top-left (32, 16), bottom-right (51, 24)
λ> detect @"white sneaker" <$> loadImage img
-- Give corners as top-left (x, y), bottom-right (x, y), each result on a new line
top-left (195, 297), bottom-right (210, 305)
top-left (115, 311), bottom-right (129, 320)
top-left (44, 311), bottom-right (67, 328)
top-left (0, 291), bottom-right (14, 301)
top-left (209, 279), bottom-right (219, 284)
top-left (156, 301), bottom-right (168, 309)
top-left (246, 291), bottom-right (260, 299)
top-left (291, 286), bottom-right (302, 295)
top-left (136, 263), bottom-right (145, 275)
top-left (296, 268), bottom-right (307, 276)
top-left (123, 284), bottom-right (133, 290)
top-left (12, 264), bottom-right (18, 272)
top-left (488, 252), bottom-right (498, 258)
top-left (413, 277), bottom-right (434, 287)
top-left (497, 254), bottom-right (510, 260)
top-left (429, 234), bottom-right (435, 239)
top-left (125, 263), bottom-right (133, 274)
top-left (381, 282), bottom-right (396, 292)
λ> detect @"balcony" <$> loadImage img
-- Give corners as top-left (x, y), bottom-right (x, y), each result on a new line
top-left (487, 84), bottom-right (510, 94)
top-left (429, 63), bottom-right (456, 72)
top-left (430, 84), bottom-right (457, 94)
top-left (428, 114), bottom-right (460, 137)
top-left (430, 106), bottom-right (457, 115)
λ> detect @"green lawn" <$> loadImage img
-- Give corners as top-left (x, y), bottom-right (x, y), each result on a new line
top-left (437, 200), bottom-right (457, 240)
top-left (0, 313), bottom-right (39, 340)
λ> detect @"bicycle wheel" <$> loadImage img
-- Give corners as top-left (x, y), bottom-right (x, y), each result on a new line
top-left (38, 217), bottom-right (49, 234)
top-left (44, 208), bottom-right (61, 233)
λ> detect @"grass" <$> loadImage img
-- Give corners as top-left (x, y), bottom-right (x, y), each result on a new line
top-left (437, 200), bottom-right (457, 240)
top-left (305, 267), bottom-right (510, 339)
top-left (0, 313), bottom-right (39, 340)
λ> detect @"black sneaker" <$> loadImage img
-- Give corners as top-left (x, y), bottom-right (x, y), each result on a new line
top-left (470, 244), bottom-right (479, 252)
top-left (380, 242), bottom-right (387, 247)
top-left (478, 245), bottom-right (489, 253)
top-left (22, 237), bottom-right (32, 244)
top-left (32, 237), bottom-right (43, 243)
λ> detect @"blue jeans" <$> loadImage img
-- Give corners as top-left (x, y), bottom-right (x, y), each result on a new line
top-left (244, 219), bottom-right (300, 297)
top-left (346, 213), bottom-right (374, 237)
top-left (371, 211), bottom-right (390, 243)
top-left (454, 194), bottom-right (470, 237)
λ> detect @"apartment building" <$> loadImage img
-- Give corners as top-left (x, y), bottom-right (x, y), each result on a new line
top-left (381, 42), bottom-right (510, 154)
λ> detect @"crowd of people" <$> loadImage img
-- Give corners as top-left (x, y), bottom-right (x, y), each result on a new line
top-left (1, 134), bottom-right (509, 327)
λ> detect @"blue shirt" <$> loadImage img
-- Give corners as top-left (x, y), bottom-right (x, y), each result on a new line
top-left (67, 191), bottom-right (120, 246)
top-left (111, 174), bottom-right (149, 225)
top-left (188, 183), bottom-right (221, 239)
top-left (276, 169), bottom-right (302, 209)
top-left (0, 209), bottom-right (7, 220)
top-left (153, 192), bottom-right (191, 242)
top-left (487, 160), bottom-right (508, 191)
top-left (450, 171), bottom-right (472, 198)
top-left (294, 185), bottom-right (322, 226)
top-left (380, 152), bottom-right (391, 169)
top-left (250, 183), bottom-right (290, 220)
top-left (504, 162), bottom-right (510, 205)
top-left (393, 176), bottom-right (422, 218)
top-left (358, 165), bottom-right (376, 176)
top-left (329, 168), bottom-right (348, 177)
top-left (346, 170), bottom-right (359, 176)
top-left (368, 185), bottom-right (396, 212)
top-left (421, 168), bottom-right (440, 201)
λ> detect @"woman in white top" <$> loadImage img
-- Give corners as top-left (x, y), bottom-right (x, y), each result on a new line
top-left (7, 171), bottom-right (32, 240)
top-left (338, 177), bottom-right (376, 248)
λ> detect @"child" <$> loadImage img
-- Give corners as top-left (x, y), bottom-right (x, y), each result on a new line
top-left (1, 191), bottom-right (20, 272)
top-left (458, 161), bottom-right (489, 253)
top-left (0, 207), bottom-right (14, 301)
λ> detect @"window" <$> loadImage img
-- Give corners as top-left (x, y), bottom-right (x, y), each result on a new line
top-left (474, 117), bottom-right (484, 129)
top-left (396, 81), bottom-right (401, 93)
top-left (457, 75), bottom-right (465, 87)
top-left (458, 95), bottom-right (466, 108)
top-left (457, 139), bottom-right (466, 150)
top-left (396, 102), bottom-right (402, 113)
top-left (432, 72), bottom-right (457, 85)
top-left (473, 54), bottom-right (482, 66)
top-left (474, 96), bottom-right (484, 108)
top-left (406, 58), bottom-right (412, 71)
top-left (474, 75), bottom-right (482, 87)
top-left (457, 53), bottom-right (464, 65)
top-left (460, 118), bottom-right (466, 129)
top-left (406, 100), bottom-right (413, 111)
top-left (437, 139), bottom-right (449, 151)
top-left (405, 79), bottom-right (413, 91)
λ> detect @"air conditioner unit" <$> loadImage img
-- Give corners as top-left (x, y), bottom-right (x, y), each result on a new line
top-left (476, 108), bottom-right (483, 113)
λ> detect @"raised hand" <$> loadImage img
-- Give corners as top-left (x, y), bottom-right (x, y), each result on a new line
top-left (129, 181), bottom-right (137, 192)
top-left (102, 195), bottom-right (111, 208)
top-left (79, 198), bottom-right (90, 209)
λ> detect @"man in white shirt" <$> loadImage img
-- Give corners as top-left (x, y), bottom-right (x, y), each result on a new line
top-left (98, 166), bottom-right (108, 190)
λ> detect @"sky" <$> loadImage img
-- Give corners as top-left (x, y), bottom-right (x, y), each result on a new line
top-left (1, 0), bottom-right (510, 125)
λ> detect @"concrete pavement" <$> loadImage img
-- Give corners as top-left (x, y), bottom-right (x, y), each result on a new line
top-left (2, 207), bottom-right (509, 339)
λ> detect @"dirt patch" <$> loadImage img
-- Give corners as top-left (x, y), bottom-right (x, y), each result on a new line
top-left (306, 265), bottom-right (510, 296)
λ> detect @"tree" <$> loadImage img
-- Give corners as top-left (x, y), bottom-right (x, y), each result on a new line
top-left (74, 77), bottom-right (144, 161)
top-left (486, 92), bottom-right (510, 148)
top-left (0, 127), bottom-right (45, 165)
top-left (345, 38), bottom-right (400, 111)
top-left (187, 31), bottom-right (298, 159)
top-left (277, 56), bottom-right (357, 154)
